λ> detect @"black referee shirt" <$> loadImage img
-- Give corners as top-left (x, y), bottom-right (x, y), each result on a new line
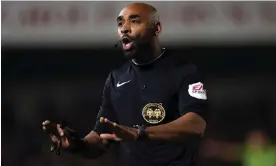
top-left (93, 49), bottom-right (208, 166)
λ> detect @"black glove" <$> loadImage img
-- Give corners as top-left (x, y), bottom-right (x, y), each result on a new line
top-left (48, 120), bottom-right (79, 155)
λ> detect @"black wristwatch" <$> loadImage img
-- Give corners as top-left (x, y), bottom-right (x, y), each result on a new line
top-left (133, 125), bottom-right (148, 141)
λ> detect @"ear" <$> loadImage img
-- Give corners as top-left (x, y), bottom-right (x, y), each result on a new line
top-left (153, 21), bottom-right (162, 36)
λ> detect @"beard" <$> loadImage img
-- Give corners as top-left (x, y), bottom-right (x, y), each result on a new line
top-left (123, 47), bottom-right (138, 60)
top-left (121, 38), bottom-right (151, 60)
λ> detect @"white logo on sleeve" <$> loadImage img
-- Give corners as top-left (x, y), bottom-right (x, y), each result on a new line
top-left (188, 82), bottom-right (207, 100)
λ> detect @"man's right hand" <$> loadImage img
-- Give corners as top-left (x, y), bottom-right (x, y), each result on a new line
top-left (42, 120), bottom-right (71, 149)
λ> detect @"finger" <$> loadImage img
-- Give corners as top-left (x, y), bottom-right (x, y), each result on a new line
top-left (50, 135), bottom-right (59, 143)
top-left (43, 122), bottom-right (59, 135)
top-left (100, 133), bottom-right (115, 140)
top-left (100, 117), bottom-right (131, 134)
top-left (100, 117), bottom-right (136, 138)
top-left (100, 117), bottom-right (114, 125)
top-left (100, 117), bottom-right (116, 130)
top-left (100, 133), bottom-right (122, 141)
top-left (106, 119), bottom-right (117, 127)
top-left (103, 118), bottom-right (123, 134)
top-left (42, 120), bottom-right (50, 126)
top-left (57, 124), bottom-right (64, 137)
top-left (103, 118), bottom-right (128, 131)
top-left (100, 117), bottom-right (118, 128)
top-left (51, 133), bottom-right (69, 149)
top-left (100, 117), bottom-right (105, 123)
top-left (106, 121), bottom-right (129, 133)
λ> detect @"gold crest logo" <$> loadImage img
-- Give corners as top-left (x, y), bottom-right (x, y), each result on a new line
top-left (142, 103), bottom-right (166, 124)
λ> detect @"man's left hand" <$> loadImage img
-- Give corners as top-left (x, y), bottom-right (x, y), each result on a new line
top-left (99, 117), bottom-right (139, 141)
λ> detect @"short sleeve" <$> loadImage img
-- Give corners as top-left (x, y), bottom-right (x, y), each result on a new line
top-left (178, 65), bottom-right (208, 121)
top-left (93, 73), bottom-right (118, 135)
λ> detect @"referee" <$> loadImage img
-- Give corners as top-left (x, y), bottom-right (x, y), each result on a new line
top-left (42, 3), bottom-right (208, 166)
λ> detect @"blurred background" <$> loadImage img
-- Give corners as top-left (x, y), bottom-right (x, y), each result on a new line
top-left (2, 1), bottom-right (276, 166)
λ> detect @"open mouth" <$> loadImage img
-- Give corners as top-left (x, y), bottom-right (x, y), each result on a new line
top-left (122, 37), bottom-right (132, 44)
top-left (121, 37), bottom-right (134, 50)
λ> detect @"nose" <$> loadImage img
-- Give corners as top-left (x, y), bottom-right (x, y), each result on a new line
top-left (120, 23), bottom-right (131, 34)
top-left (121, 29), bottom-right (129, 34)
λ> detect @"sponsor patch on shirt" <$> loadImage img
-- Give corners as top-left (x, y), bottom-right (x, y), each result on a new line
top-left (188, 82), bottom-right (207, 100)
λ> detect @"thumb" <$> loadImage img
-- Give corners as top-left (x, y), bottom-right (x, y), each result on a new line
top-left (100, 133), bottom-right (121, 141)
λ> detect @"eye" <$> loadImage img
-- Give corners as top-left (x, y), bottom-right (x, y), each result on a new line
top-left (131, 20), bottom-right (140, 24)
top-left (117, 21), bottom-right (123, 27)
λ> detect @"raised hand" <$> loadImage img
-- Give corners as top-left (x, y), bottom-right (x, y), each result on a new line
top-left (99, 117), bottom-right (139, 141)
top-left (42, 120), bottom-right (72, 154)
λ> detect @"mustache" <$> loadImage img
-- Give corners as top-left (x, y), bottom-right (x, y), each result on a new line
top-left (122, 35), bottom-right (135, 41)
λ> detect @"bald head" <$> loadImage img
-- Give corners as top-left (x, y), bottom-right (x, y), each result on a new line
top-left (116, 3), bottom-right (162, 60)
top-left (119, 3), bottom-right (159, 25)
top-left (125, 3), bottom-right (157, 12)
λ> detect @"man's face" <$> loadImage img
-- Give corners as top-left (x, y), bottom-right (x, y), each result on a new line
top-left (117, 6), bottom-right (152, 58)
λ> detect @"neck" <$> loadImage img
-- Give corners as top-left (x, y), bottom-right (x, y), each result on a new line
top-left (133, 42), bottom-right (162, 64)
